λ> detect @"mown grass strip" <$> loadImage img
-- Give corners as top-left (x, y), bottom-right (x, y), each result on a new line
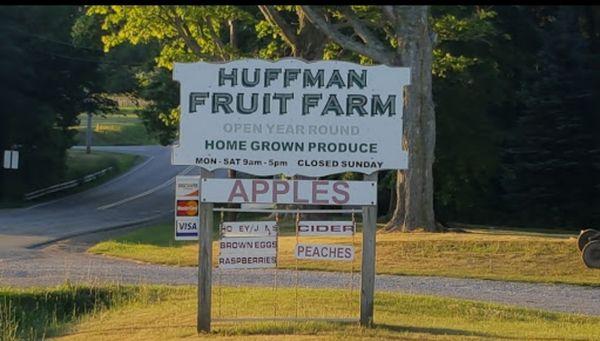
top-left (88, 222), bottom-right (600, 286)
top-left (2, 285), bottom-right (590, 340)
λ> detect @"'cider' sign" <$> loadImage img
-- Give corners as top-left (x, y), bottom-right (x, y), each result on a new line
top-left (297, 221), bottom-right (354, 237)
top-left (172, 59), bottom-right (410, 176)
top-left (201, 179), bottom-right (376, 205)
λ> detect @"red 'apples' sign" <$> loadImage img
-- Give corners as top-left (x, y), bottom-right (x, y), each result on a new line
top-left (201, 179), bottom-right (376, 205)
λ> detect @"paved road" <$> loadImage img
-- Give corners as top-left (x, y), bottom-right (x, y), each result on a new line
top-left (0, 146), bottom-right (193, 252)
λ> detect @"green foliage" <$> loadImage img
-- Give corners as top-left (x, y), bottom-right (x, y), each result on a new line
top-left (254, 9), bottom-right (290, 59)
top-left (432, 6), bottom-right (497, 77)
top-left (431, 6), bottom-right (508, 223)
top-left (82, 5), bottom-right (599, 230)
top-left (88, 5), bottom-right (256, 66)
top-left (501, 6), bottom-right (600, 228)
top-left (133, 68), bottom-right (179, 145)
top-left (0, 6), bottom-right (115, 200)
top-left (86, 6), bottom-right (263, 144)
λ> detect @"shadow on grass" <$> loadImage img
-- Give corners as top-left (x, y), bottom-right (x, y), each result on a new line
top-left (0, 284), bottom-right (143, 340)
top-left (213, 321), bottom-right (501, 339)
top-left (375, 323), bottom-right (503, 339)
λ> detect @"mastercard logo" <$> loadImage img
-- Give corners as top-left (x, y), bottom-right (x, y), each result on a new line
top-left (176, 200), bottom-right (199, 216)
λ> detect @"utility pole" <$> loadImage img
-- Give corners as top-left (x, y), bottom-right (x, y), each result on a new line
top-left (86, 112), bottom-right (92, 154)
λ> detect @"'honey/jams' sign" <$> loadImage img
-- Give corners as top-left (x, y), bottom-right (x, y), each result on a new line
top-left (220, 221), bottom-right (278, 237)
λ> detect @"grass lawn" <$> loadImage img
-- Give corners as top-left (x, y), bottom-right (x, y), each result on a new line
top-left (73, 108), bottom-right (159, 146)
top-left (88, 220), bottom-right (600, 286)
top-left (1, 284), bottom-right (598, 340)
top-left (64, 149), bottom-right (139, 182)
top-left (41, 149), bottom-right (141, 200)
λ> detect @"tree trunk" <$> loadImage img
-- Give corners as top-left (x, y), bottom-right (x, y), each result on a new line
top-left (385, 6), bottom-right (438, 232)
top-left (385, 170), bottom-right (405, 230)
top-left (295, 10), bottom-right (327, 59)
top-left (386, 174), bottom-right (397, 219)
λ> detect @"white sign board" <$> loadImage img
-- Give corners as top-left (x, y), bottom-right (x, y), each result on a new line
top-left (174, 176), bottom-right (200, 241)
top-left (218, 255), bottom-right (277, 269)
top-left (217, 220), bottom-right (279, 269)
top-left (175, 217), bottom-right (199, 240)
top-left (295, 243), bottom-right (355, 261)
top-left (176, 175), bottom-right (200, 197)
top-left (297, 221), bottom-right (354, 237)
top-left (3, 150), bottom-right (18, 169)
top-left (172, 59), bottom-right (410, 176)
top-left (201, 179), bottom-right (376, 205)
top-left (219, 237), bottom-right (277, 256)
top-left (220, 221), bottom-right (278, 237)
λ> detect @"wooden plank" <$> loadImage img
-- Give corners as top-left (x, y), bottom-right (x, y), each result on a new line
top-left (198, 169), bottom-right (214, 333)
top-left (360, 171), bottom-right (377, 327)
top-left (213, 317), bottom-right (359, 323)
top-left (213, 208), bottom-right (362, 214)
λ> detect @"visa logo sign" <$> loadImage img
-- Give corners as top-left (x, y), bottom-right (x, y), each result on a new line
top-left (177, 221), bottom-right (198, 231)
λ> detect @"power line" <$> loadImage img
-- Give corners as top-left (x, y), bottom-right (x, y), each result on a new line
top-left (5, 26), bottom-right (106, 53)
top-left (5, 26), bottom-right (150, 67)
top-left (30, 48), bottom-right (146, 67)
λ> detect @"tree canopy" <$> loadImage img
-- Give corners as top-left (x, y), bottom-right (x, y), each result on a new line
top-left (2, 5), bottom-right (596, 230)
top-left (0, 6), bottom-right (114, 200)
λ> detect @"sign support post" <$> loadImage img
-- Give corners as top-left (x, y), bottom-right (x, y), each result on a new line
top-left (198, 169), bottom-right (214, 333)
top-left (360, 171), bottom-right (378, 327)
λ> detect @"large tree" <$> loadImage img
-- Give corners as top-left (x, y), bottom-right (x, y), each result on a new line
top-left (89, 5), bottom-right (504, 231)
top-left (298, 6), bottom-right (437, 231)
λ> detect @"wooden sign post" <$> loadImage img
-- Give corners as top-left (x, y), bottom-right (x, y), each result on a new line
top-left (198, 169), bottom-right (213, 333)
top-left (360, 172), bottom-right (377, 327)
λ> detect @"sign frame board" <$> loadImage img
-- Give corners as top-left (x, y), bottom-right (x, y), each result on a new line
top-left (172, 58), bottom-right (410, 177)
